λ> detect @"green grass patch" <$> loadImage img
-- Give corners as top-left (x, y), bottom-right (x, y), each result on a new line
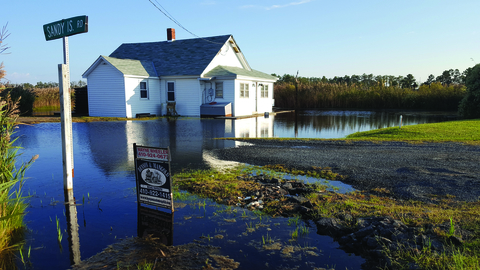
top-left (346, 119), bottom-right (480, 144)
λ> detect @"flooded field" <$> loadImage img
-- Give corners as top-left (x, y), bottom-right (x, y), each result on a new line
top-left (12, 110), bottom-right (457, 269)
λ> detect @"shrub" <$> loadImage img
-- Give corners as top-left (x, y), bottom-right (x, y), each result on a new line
top-left (459, 64), bottom-right (480, 119)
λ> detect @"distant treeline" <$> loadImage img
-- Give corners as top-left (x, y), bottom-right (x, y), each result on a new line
top-left (273, 68), bottom-right (471, 88)
top-left (272, 68), bottom-right (471, 110)
top-left (1, 80), bottom-right (86, 89)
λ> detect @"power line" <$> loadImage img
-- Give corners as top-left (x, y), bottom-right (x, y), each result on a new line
top-left (147, 0), bottom-right (224, 45)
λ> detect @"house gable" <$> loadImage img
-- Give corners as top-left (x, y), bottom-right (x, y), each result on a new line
top-left (83, 56), bottom-right (157, 78)
top-left (201, 36), bottom-right (251, 77)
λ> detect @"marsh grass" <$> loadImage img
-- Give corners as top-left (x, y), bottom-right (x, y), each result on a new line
top-left (274, 81), bottom-right (465, 110)
top-left (174, 167), bottom-right (262, 204)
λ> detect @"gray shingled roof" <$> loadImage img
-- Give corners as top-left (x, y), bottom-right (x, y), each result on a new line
top-left (205, 65), bottom-right (278, 81)
top-left (109, 35), bottom-right (231, 76)
top-left (102, 56), bottom-right (157, 77)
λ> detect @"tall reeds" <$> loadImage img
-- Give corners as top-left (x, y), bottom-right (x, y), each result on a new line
top-left (0, 86), bottom-right (75, 115)
top-left (274, 82), bottom-right (466, 110)
top-left (32, 87), bottom-right (61, 110)
top-left (0, 94), bottom-right (37, 268)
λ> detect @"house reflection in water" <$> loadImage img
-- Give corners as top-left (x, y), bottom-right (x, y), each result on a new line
top-left (85, 115), bottom-right (275, 175)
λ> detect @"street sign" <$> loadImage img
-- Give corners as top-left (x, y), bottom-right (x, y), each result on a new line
top-left (43, 15), bottom-right (88, 41)
top-left (134, 144), bottom-right (174, 211)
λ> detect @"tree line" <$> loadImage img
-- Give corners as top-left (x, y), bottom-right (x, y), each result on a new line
top-left (272, 67), bottom-right (472, 90)
top-left (1, 80), bottom-right (87, 89)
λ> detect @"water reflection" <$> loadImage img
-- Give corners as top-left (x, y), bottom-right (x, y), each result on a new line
top-left (84, 116), bottom-right (276, 174)
top-left (137, 206), bottom-right (174, 246)
top-left (64, 189), bottom-right (81, 265)
top-left (275, 110), bottom-right (458, 138)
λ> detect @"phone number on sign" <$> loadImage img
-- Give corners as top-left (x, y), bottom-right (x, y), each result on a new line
top-left (139, 189), bottom-right (171, 199)
top-left (138, 152), bottom-right (168, 160)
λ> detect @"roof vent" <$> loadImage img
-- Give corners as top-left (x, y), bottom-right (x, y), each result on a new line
top-left (167, 28), bottom-right (175, 42)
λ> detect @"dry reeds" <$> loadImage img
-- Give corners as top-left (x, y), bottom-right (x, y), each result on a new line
top-left (274, 82), bottom-right (466, 110)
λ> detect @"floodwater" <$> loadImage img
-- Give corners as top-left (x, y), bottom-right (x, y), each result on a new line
top-left (12, 110), bottom-right (457, 269)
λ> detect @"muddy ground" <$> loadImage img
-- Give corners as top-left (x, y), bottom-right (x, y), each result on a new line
top-left (212, 139), bottom-right (480, 203)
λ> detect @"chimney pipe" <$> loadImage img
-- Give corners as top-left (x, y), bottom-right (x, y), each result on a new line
top-left (167, 28), bottom-right (175, 42)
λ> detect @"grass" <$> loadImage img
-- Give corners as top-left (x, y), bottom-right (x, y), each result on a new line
top-left (1, 94), bottom-right (36, 268)
top-left (346, 119), bottom-right (480, 144)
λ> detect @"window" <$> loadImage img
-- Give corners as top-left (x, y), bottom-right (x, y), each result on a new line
top-left (167, 82), bottom-right (175, 101)
top-left (240, 83), bottom-right (249, 98)
top-left (260, 84), bottom-right (268, 98)
top-left (140, 81), bottom-right (148, 99)
top-left (215, 82), bottom-right (223, 98)
top-left (260, 126), bottom-right (269, 137)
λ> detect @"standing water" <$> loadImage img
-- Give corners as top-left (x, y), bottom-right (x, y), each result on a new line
top-left (12, 110), bottom-right (457, 269)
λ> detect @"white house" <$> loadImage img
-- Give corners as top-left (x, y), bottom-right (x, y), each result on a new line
top-left (82, 29), bottom-right (278, 118)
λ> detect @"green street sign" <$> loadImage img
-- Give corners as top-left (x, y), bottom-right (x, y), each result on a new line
top-left (43, 15), bottom-right (88, 41)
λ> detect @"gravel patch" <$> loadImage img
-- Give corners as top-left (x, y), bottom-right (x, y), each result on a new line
top-left (211, 140), bottom-right (480, 203)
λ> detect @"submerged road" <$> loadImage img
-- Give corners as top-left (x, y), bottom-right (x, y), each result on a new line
top-left (212, 140), bottom-right (480, 203)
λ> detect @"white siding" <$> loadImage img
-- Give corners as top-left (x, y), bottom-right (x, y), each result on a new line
top-left (125, 77), bottom-right (161, 118)
top-left (203, 42), bottom-right (244, 75)
top-left (86, 61), bottom-right (127, 117)
top-left (256, 82), bottom-right (274, 114)
top-left (205, 79), bottom-right (235, 105)
top-left (233, 80), bottom-right (256, 116)
top-left (161, 78), bottom-right (200, 116)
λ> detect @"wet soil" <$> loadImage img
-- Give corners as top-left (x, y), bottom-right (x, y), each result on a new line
top-left (212, 139), bottom-right (480, 203)
top-left (71, 236), bottom-right (240, 270)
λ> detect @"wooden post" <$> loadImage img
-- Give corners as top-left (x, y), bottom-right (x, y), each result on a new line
top-left (59, 63), bottom-right (74, 189)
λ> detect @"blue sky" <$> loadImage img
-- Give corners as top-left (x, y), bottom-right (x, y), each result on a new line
top-left (1, 0), bottom-right (479, 85)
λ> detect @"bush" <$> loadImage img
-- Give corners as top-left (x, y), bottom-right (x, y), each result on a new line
top-left (0, 87), bottom-right (35, 116)
top-left (459, 64), bottom-right (480, 119)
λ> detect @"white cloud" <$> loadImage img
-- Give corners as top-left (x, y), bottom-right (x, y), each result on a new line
top-left (4, 72), bottom-right (34, 84)
top-left (241, 0), bottom-right (313, 10)
top-left (266, 0), bottom-right (313, 10)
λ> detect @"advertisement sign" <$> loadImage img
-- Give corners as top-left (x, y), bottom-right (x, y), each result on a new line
top-left (134, 144), bottom-right (173, 211)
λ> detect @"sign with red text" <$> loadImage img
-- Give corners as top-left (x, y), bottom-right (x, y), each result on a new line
top-left (136, 146), bottom-right (170, 162)
top-left (134, 144), bottom-right (173, 211)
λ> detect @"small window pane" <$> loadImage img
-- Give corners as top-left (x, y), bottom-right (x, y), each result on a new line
top-left (140, 81), bottom-right (148, 99)
top-left (215, 82), bottom-right (223, 98)
top-left (168, 92), bottom-right (175, 101)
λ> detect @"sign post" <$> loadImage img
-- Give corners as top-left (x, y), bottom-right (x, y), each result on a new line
top-left (43, 16), bottom-right (88, 190)
top-left (134, 144), bottom-right (174, 212)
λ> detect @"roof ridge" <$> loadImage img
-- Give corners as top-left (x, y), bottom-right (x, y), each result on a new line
top-left (117, 34), bottom-right (232, 46)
